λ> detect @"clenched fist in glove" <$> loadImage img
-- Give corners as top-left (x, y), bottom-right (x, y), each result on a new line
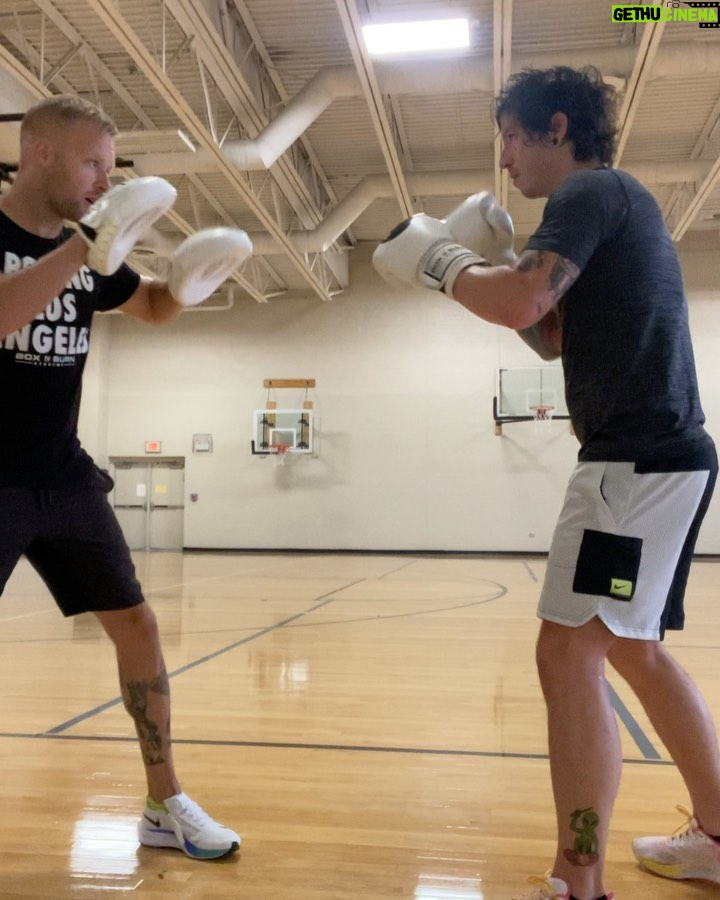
top-left (445, 192), bottom-right (516, 266)
top-left (79, 176), bottom-right (177, 275)
top-left (167, 227), bottom-right (253, 307)
top-left (372, 214), bottom-right (487, 297)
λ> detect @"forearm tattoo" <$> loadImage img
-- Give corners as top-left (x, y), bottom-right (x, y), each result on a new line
top-left (517, 249), bottom-right (580, 317)
top-left (124, 663), bottom-right (171, 767)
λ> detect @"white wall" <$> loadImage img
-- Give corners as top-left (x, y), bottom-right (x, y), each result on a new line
top-left (78, 242), bottom-right (720, 553)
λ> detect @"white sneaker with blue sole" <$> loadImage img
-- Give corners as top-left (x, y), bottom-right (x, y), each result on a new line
top-left (138, 792), bottom-right (241, 860)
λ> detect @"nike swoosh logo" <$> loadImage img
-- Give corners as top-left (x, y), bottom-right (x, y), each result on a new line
top-left (144, 814), bottom-right (162, 828)
top-left (610, 578), bottom-right (633, 598)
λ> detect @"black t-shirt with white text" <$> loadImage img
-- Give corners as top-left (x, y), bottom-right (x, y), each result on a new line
top-left (0, 210), bottom-right (140, 487)
top-left (526, 167), bottom-right (708, 461)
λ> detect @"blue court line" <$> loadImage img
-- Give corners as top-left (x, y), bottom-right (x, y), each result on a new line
top-left (33, 574), bottom-right (660, 763)
top-left (606, 678), bottom-right (661, 759)
top-left (44, 579), bottom-right (367, 735)
top-left (0, 730), bottom-right (675, 766)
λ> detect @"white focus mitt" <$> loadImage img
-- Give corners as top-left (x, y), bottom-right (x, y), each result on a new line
top-left (78, 176), bottom-right (177, 275)
top-left (445, 192), bottom-right (516, 266)
top-left (372, 214), bottom-right (486, 297)
top-left (167, 227), bottom-right (253, 307)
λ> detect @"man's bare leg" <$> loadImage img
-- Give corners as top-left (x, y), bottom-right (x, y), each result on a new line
top-left (94, 602), bottom-right (240, 859)
top-left (95, 602), bottom-right (181, 802)
top-left (536, 617), bottom-right (619, 900)
top-left (608, 639), bottom-right (720, 833)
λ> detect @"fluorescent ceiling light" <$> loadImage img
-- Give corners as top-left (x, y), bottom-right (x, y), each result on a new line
top-left (362, 18), bottom-right (470, 56)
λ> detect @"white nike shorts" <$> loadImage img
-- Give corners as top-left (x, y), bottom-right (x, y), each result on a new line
top-left (538, 443), bottom-right (717, 640)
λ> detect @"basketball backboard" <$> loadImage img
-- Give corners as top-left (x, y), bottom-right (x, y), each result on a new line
top-left (251, 408), bottom-right (314, 455)
top-left (494, 366), bottom-right (570, 433)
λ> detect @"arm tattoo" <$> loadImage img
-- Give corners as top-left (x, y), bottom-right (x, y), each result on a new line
top-left (547, 255), bottom-right (580, 301)
top-left (516, 250), bottom-right (545, 273)
top-left (516, 249), bottom-right (580, 318)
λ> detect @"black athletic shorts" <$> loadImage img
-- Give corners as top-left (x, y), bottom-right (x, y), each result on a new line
top-left (0, 485), bottom-right (146, 616)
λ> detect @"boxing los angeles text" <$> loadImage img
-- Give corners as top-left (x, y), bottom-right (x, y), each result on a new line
top-left (1, 252), bottom-right (92, 365)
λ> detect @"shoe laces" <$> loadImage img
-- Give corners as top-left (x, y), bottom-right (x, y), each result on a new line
top-left (172, 795), bottom-right (214, 828)
top-left (667, 804), bottom-right (704, 845)
top-left (516, 872), bottom-right (562, 899)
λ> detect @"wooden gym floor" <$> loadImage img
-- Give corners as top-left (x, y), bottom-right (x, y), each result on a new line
top-left (1, 550), bottom-right (719, 899)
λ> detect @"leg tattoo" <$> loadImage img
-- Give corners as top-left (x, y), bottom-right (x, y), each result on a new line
top-left (123, 661), bottom-right (171, 767)
top-left (564, 807), bottom-right (600, 866)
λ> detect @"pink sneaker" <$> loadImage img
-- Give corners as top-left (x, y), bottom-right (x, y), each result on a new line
top-left (633, 804), bottom-right (720, 883)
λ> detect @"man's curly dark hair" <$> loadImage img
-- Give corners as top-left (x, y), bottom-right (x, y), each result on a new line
top-left (494, 66), bottom-right (618, 165)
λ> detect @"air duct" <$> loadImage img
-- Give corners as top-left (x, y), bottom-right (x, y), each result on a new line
top-left (129, 41), bottom-right (720, 178)
top-left (247, 160), bottom-right (714, 256)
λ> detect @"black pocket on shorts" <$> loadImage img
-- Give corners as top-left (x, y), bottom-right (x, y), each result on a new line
top-left (572, 529), bottom-right (643, 601)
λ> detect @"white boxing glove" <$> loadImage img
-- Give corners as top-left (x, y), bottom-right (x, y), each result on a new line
top-left (445, 192), bottom-right (516, 266)
top-left (167, 227), bottom-right (253, 306)
top-left (78, 176), bottom-right (177, 275)
top-left (372, 214), bottom-right (486, 296)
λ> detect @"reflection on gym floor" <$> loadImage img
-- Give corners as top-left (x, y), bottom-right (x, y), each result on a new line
top-left (1, 550), bottom-right (718, 899)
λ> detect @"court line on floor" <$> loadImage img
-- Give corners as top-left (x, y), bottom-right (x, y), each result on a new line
top-left (606, 679), bottom-right (660, 759)
top-left (0, 730), bottom-right (674, 766)
top-left (0, 608), bottom-right (56, 624)
top-left (42, 578), bottom-right (367, 736)
top-left (10, 568), bottom-right (658, 761)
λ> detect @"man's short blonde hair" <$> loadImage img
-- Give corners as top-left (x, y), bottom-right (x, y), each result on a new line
top-left (21, 94), bottom-right (117, 139)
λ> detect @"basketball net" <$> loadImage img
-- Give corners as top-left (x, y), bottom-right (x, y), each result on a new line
top-left (272, 443), bottom-right (290, 466)
top-left (529, 405), bottom-right (555, 431)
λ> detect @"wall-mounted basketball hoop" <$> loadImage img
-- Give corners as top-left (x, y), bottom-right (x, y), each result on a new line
top-left (270, 443), bottom-right (296, 466)
top-left (493, 367), bottom-right (573, 436)
top-left (529, 404), bottom-right (555, 422)
top-left (251, 379), bottom-right (318, 459)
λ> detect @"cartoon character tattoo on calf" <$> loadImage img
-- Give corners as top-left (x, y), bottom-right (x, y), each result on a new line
top-left (564, 807), bottom-right (600, 866)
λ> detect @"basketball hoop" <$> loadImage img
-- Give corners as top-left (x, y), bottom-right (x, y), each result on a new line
top-left (529, 405), bottom-right (555, 432)
top-left (529, 404), bottom-right (555, 422)
top-left (271, 443), bottom-right (290, 466)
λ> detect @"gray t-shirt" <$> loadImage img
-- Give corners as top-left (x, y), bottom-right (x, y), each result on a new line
top-left (526, 167), bottom-right (708, 461)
